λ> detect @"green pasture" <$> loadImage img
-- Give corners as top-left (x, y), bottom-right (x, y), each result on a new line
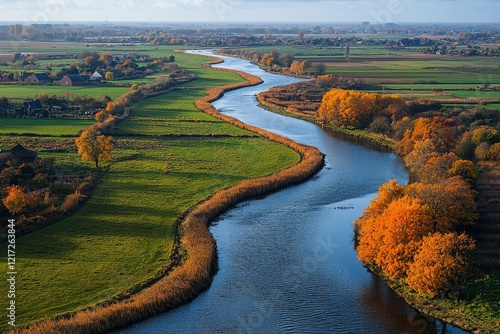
top-left (240, 45), bottom-right (499, 91)
top-left (0, 41), bottom-right (190, 58)
top-left (0, 50), bottom-right (300, 330)
top-left (239, 45), bottom-right (412, 57)
top-left (118, 91), bottom-right (254, 137)
top-left (0, 118), bottom-right (93, 136)
top-left (0, 84), bottom-right (129, 101)
top-left (10, 134), bottom-right (298, 326)
top-left (451, 90), bottom-right (500, 99)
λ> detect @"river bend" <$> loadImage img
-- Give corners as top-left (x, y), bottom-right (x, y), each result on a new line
top-left (120, 51), bottom-right (466, 334)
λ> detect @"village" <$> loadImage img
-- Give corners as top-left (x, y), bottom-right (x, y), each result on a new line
top-left (0, 51), bottom-right (176, 118)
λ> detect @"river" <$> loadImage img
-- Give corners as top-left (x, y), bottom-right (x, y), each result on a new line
top-left (119, 51), bottom-right (467, 334)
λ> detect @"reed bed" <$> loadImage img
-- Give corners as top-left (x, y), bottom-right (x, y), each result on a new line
top-left (12, 55), bottom-right (324, 334)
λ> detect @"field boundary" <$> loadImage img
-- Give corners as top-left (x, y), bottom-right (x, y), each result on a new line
top-left (10, 54), bottom-right (324, 334)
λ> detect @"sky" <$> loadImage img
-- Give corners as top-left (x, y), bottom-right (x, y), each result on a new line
top-left (0, 0), bottom-right (498, 23)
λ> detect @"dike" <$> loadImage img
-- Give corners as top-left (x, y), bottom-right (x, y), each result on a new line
top-left (11, 54), bottom-right (324, 334)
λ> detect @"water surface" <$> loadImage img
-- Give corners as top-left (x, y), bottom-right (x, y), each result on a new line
top-left (120, 51), bottom-right (466, 334)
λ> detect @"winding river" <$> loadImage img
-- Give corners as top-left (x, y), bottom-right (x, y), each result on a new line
top-left (120, 52), bottom-right (467, 334)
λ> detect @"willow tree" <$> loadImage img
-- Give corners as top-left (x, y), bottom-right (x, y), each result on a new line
top-left (75, 127), bottom-right (113, 169)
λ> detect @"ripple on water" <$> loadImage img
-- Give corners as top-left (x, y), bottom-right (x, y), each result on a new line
top-left (118, 52), bottom-right (467, 334)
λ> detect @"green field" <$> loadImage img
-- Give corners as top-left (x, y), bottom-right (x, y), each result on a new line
top-left (0, 48), bottom-right (300, 330)
top-left (0, 84), bottom-right (129, 101)
top-left (239, 45), bottom-right (500, 107)
top-left (0, 118), bottom-right (93, 136)
top-left (118, 91), bottom-right (256, 136)
top-left (0, 41), bottom-right (188, 58)
top-left (239, 45), bottom-right (415, 57)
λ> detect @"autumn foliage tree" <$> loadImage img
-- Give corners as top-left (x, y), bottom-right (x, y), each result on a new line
top-left (3, 185), bottom-right (28, 216)
top-left (415, 152), bottom-right (458, 184)
top-left (75, 127), bottom-right (113, 169)
top-left (406, 233), bottom-right (475, 297)
top-left (318, 89), bottom-right (407, 129)
top-left (397, 117), bottom-right (457, 157)
top-left (357, 195), bottom-right (434, 278)
top-left (289, 60), bottom-right (310, 76)
top-left (354, 179), bottom-right (406, 233)
top-left (448, 159), bottom-right (478, 181)
top-left (356, 177), bottom-right (478, 294)
top-left (94, 110), bottom-right (109, 123)
top-left (406, 177), bottom-right (478, 232)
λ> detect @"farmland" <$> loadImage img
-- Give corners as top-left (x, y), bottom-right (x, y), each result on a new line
top-left (0, 85), bottom-right (129, 101)
top-left (0, 23), bottom-right (499, 333)
top-left (234, 45), bottom-right (500, 110)
top-left (0, 48), bottom-right (300, 330)
top-left (0, 118), bottom-right (93, 136)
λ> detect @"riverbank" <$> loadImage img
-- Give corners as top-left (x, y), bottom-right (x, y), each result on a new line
top-left (10, 55), bottom-right (324, 333)
top-left (256, 93), bottom-right (396, 149)
top-left (255, 72), bottom-right (499, 333)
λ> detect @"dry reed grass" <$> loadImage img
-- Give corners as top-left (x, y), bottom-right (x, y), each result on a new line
top-left (11, 55), bottom-right (324, 334)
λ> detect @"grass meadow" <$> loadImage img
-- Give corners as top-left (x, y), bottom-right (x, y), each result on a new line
top-left (240, 45), bottom-right (500, 108)
top-left (0, 85), bottom-right (129, 102)
top-left (322, 57), bottom-right (500, 105)
top-left (0, 49), bottom-right (300, 331)
top-left (0, 118), bottom-right (94, 136)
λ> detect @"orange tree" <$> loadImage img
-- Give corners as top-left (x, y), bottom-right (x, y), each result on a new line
top-left (3, 185), bottom-right (28, 216)
top-left (397, 117), bottom-right (457, 157)
top-left (406, 177), bottom-right (478, 233)
top-left (75, 126), bottom-right (113, 169)
top-left (354, 179), bottom-right (405, 234)
top-left (406, 232), bottom-right (475, 297)
top-left (357, 195), bottom-right (434, 278)
top-left (318, 89), bottom-right (406, 129)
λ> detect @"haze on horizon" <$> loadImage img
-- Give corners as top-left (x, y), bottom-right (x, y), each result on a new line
top-left (0, 0), bottom-right (498, 24)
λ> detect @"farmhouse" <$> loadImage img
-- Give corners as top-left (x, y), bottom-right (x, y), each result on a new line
top-left (0, 54), bottom-right (11, 63)
top-left (22, 100), bottom-right (44, 116)
top-left (61, 74), bottom-right (87, 86)
top-left (90, 71), bottom-right (103, 82)
top-left (19, 72), bottom-right (32, 82)
top-left (0, 101), bottom-right (15, 115)
top-left (28, 73), bottom-right (52, 84)
top-left (51, 105), bottom-right (63, 114)
top-left (1, 144), bottom-right (38, 163)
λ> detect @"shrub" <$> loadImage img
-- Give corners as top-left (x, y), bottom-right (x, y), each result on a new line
top-left (61, 191), bottom-right (80, 212)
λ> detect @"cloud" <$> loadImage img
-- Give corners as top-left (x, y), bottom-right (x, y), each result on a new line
top-left (0, 0), bottom-right (497, 22)
top-left (153, 0), bottom-right (177, 9)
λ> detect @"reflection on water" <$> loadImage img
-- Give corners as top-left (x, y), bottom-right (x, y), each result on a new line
top-left (119, 52), bottom-right (467, 334)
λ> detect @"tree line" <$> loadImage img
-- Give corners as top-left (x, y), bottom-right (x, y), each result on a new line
top-left (316, 87), bottom-right (499, 297)
top-left (0, 146), bottom-right (99, 237)
top-left (219, 49), bottom-right (328, 77)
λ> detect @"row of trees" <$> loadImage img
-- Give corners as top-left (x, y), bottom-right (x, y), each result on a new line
top-left (219, 49), bottom-right (326, 76)
top-left (318, 89), bottom-right (408, 129)
top-left (317, 90), bottom-right (500, 164)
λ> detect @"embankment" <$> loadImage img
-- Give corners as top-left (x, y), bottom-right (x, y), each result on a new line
top-left (11, 56), bottom-right (324, 334)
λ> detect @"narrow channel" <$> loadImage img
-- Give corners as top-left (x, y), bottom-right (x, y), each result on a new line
top-left (120, 52), bottom-right (467, 334)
